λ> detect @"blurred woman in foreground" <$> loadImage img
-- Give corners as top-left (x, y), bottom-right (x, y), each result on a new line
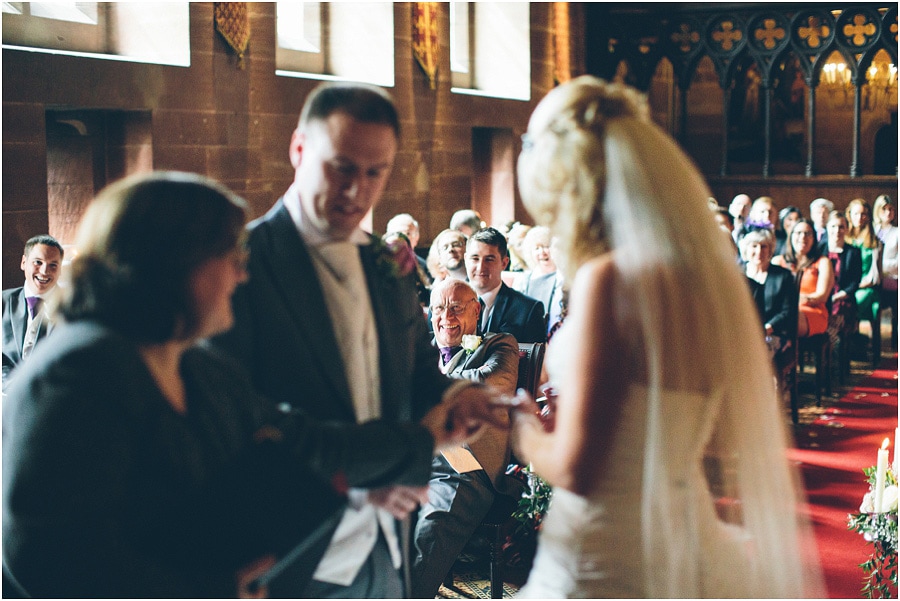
top-left (2, 172), bottom-right (500, 598)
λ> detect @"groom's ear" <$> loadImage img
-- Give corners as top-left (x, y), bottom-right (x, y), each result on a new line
top-left (288, 128), bottom-right (305, 169)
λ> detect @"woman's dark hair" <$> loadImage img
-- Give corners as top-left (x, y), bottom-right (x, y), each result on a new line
top-left (60, 171), bottom-right (248, 343)
top-left (781, 217), bottom-right (822, 271)
top-left (778, 206), bottom-right (801, 230)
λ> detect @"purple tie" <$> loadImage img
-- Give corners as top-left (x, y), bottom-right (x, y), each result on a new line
top-left (439, 346), bottom-right (461, 364)
top-left (25, 296), bottom-right (42, 319)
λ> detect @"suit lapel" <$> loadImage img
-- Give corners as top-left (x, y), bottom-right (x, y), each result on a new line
top-left (486, 285), bottom-right (510, 334)
top-left (9, 290), bottom-right (26, 361)
top-left (360, 242), bottom-right (401, 420)
top-left (260, 202), bottom-right (353, 409)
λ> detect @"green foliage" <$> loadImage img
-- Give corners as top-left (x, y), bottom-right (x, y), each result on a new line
top-left (510, 464), bottom-right (553, 539)
top-left (848, 467), bottom-right (899, 599)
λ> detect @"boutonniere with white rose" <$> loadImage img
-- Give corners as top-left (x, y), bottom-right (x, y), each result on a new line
top-left (461, 335), bottom-right (482, 353)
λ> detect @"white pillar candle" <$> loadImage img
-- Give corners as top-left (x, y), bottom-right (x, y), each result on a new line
top-left (875, 438), bottom-right (890, 513)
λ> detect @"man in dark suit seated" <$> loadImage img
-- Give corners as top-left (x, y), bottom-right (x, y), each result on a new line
top-left (466, 227), bottom-right (546, 343)
top-left (411, 278), bottom-right (519, 599)
top-left (2, 235), bottom-right (64, 391)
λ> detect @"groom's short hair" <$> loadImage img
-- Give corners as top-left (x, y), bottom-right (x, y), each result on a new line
top-left (298, 81), bottom-right (401, 139)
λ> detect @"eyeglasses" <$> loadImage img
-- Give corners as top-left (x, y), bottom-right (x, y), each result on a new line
top-left (440, 241), bottom-right (464, 252)
top-left (431, 299), bottom-right (476, 316)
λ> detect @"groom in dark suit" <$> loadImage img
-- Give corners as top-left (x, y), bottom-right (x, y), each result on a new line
top-left (2, 235), bottom-right (64, 391)
top-left (411, 278), bottom-right (520, 598)
top-left (466, 227), bottom-right (546, 343)
top-left (210, 82), bottom-right (500, 598)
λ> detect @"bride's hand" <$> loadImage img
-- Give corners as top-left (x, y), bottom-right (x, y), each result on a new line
top-left (509, 389), bottom-right (552, 465)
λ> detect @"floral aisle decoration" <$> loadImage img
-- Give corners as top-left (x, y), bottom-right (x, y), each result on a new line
top-left (847, 437), bottom-right (898, 599)
top-left (502, 463), bottom-right (552, 567)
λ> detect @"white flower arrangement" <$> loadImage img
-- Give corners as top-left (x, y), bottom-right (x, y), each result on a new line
top-left (461, 334), bottom-right (482, 353)
top-left (860, 485), bottom-right (900, 515)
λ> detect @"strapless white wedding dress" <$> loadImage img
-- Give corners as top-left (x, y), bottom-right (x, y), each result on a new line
top-left (517, 328), bottom-right (752, 599)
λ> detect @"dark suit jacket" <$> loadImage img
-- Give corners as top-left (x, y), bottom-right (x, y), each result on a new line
top-left (2, 287), bottom-right (54, 390)
top-left (214, 198), bottom-right (450, 422)
top-left (829, 245), bottom-right (863, 299)
top-left (2, 321), bottom-right (434, 598)
top-left (746, 264), bottom-right (798, 341)
top-left (483, 283), bottom-right (546, 343)
top-left (438, 332), bottom-right (518, 491)
top-left (209, 200), bottom-right (453, 584)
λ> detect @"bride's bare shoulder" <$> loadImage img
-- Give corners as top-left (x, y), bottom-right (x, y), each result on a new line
top-left (571, 254), bottom-right (618, 294)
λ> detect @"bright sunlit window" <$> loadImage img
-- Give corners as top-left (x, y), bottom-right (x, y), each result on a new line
top-left (2, 2), bottom-right (190, 66)
top-left (276, 1), bottom-right (394, 87)
top-left (450, 1), bottom-right (530, 101)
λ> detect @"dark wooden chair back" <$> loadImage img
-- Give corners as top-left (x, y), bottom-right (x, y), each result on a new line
top-left (516, 342), bottom-right (546, 399)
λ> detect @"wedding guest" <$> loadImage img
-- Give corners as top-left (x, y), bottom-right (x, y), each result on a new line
top-left (741, 228), bottom-right (797, 359)
top-left (510, 76), bottom-right (822, 598)
top-left (773, 219), bottom-right (834, 338)
top-left (2, 172), bottom-right (502, 599)
top-left (845, 199), bottom-right (883, 349)
top-left (728, 193), bottom-right (751, 244)
top-left (874, 195), bottom-right (898, 350)
top-left (386, 212), bottom-right (431, 283)
top-left (809, 197), bottom-right (833, 245)
top-left (776, 205), bottom-right (802, 255)
top-left (411, 278), bottom-right (519, 599)
top-left (825, 211), bottom-right (863, 345)
top-left (465, 227), bottom-right (546, 343)
top-left (382, 231), bottom-right (431, 308)
top-left (429, 228), bottom-right (468, 282)
top-left (504, 221), bottom-right (532, 273)
top-left (209, 82), bottom-right (504, 598)
top-left (513, 226), bottom-right (558, 312)
top-left (2, 235), bottom-right (64, 390)
top-left (450, 209), bottom-right (484, 237)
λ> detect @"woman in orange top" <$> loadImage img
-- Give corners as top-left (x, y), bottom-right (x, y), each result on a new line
top-left (773, 218), bottom-right (834, 337)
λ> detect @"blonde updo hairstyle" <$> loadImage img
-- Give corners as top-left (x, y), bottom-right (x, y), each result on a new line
top-left (517, 76), bottom-right (649, 276)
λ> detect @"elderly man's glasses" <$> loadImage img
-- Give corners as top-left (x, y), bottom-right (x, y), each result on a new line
top-left (431, 299), bottom-right (476, 316)
top-left (440, 241), bottom-right (464, 252)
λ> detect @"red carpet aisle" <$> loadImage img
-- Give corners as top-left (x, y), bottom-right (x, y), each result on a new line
top-left (790, 354), bottom-right (899, 599)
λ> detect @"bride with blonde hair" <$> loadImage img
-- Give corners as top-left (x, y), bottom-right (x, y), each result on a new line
top-left (510, 76), bottom-right (823, 598)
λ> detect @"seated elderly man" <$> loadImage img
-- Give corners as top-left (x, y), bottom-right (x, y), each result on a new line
top-left (411, 278), bottom-right (519, 599)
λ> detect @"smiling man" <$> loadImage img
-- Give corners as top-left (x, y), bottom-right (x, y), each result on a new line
top-left (2, 235), bottom-right (64, 390)
top-left (412, 278), bottom-right (519, 599)
top-left (466, 227), bottom-right (547, 343)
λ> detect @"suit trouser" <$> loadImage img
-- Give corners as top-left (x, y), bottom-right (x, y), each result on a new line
top-left (298, 532), bottom-right (403, 599)
top-left (410, 455), bottom-right (494, 598)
